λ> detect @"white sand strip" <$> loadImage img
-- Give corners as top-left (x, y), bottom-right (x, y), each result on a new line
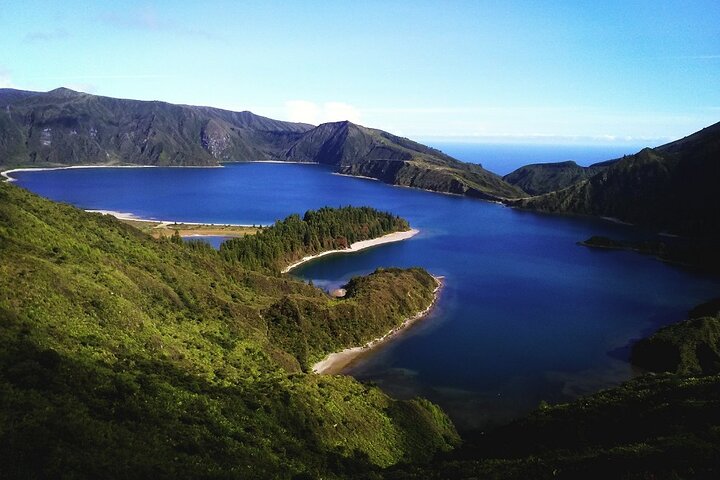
top-left (85, 209), bottom-right (262, 228)
top-left (1, 165), bottom-right (162, 182)
top-left (281, 228), bottom-right (419, 274)
top-left (312, 276), bottom-right (443, 375)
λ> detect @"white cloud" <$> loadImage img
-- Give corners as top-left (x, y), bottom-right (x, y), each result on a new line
top-left (0, 67), bottom-right (14, 88)
top-left (286, 100), bottom-right (321, 124)
top-left (323, 102), bottom-right (362, 123)
top-left (285, 100), bottom-right (362, 125)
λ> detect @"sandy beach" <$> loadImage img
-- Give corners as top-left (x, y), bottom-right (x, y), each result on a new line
top-left (0, 161), bottom-right (322, 183)
top-left (0, 164), bottom-right (168, 182)
top-left (281, 228), bottom-right (419, 273)
top-left (84, 209), bottom-right (263, 239)
top-left (312, 276), bottom-right (442, 375)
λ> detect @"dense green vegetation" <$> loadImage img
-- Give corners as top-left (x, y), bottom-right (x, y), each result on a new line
top-left (220, 206), bottom-right (409, 273)
top-left (288, 120), bottom-right (524, 200)
top-left (2, 91), bottom-right (720, 476)
top-left (2, 177), bottom-right (719, 479)
top-left (383, 373), bottom-right (720, 479)
top-left (0, 88), bottom-right (524, 200)
top-left (632, 314), bottom-right (720, 375)
top-left (0, 182), bottom-right (458, 478)
top-left (580, 235), bottom-right (720, 273)
top-left (382, 300), bottom-right (720, 479)
top-left (513, 121), bottom-right (720, 237)
top-left (266, 267), bottom-right (438, 371)
top-left (503, 159), bottom-right (614, 195)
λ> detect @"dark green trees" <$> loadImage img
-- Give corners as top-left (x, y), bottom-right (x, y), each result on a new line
top-left (220, 206), bottom-right (410, 272)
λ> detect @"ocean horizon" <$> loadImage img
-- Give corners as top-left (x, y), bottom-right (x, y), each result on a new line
top-left (425, 142), bottom-right (649, 176)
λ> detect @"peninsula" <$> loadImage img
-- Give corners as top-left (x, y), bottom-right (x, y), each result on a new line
top-left (312, 274), bottom-right (441, 374)
top-left (281, 228), bottom-right (419, 273)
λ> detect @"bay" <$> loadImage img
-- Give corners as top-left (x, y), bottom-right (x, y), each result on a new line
top-left (12, 162), bottom-right (720, 429)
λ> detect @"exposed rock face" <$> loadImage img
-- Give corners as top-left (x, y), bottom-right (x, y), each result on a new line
top-left (0, 87), bottom-right (313, 167)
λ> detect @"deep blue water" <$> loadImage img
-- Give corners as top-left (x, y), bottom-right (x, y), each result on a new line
top-left (12, 163), bottom-right (720, 429)
top-left (428, 142), bottom-right (648, 176)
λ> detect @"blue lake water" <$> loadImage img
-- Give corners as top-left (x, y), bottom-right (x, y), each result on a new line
top-left (12, 163), bottom-right (720, 429)
top-left (184, 235), bottom-right (235, 249)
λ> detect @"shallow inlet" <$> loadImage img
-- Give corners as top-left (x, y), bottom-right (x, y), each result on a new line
top-left (12, 161), bottom-right (720, 429)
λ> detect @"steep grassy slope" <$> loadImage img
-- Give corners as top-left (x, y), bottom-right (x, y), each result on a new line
top-left (503, 159), bottom-right (614, 195)
top-left (288, 121), bottom-right (524, 200)
top-left (632, 315), bottom-right (720, 375)
top-left (512, 121), bottom-right (720, 236)
top-left (383, 373), bottom-right (720, 479)
top-left (579, 235), bottom-right (720, 273)
top-left (0, 182), bottom-right (458, 478)
top-left (0, 89), bottom-right (525, 200)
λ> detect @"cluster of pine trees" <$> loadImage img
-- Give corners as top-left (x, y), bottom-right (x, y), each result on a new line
top-left (220, 206), bottom-right (410, 271)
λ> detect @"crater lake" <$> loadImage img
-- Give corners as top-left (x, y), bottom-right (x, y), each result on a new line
top-left (12, 162), bottom-right (720, 429)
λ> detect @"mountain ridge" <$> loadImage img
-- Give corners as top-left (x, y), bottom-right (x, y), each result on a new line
top-left (0, 87), bottom-right (523, 201)
top-left (510, 121), bottom-right (720, 237)
top-left (503, 158), bottom-right (617, 195)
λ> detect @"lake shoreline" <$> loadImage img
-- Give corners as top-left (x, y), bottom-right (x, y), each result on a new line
top-left (85, 209), bottom-right (262, 228)
top-left (281, 228), bottom-right (420, 273)
top-left (312, 275), bottom-right (443, 375)
top-left (0, 161), bottom-right (319, 183)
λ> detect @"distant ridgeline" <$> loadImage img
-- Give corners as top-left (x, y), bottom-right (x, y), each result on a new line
top-left (505, 121), bottom-right (720, 238)
top-left (220, 206), bottom-right (409, 272)
top-left (2, 87), bottom-right (718, 235)
top-left (0, 87), bottom-right (523, 201)
top-left (0, 182), bottom-right (457, 478)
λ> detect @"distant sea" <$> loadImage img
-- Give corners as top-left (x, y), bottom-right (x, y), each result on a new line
top-left (426, 142), bottom-right (650, 176)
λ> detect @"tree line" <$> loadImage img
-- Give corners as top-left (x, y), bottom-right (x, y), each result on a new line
top-left (219, 206), bottom-right (410, 272)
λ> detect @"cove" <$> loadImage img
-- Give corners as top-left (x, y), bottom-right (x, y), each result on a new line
top-left (12, 163), bottom-right (720, 429)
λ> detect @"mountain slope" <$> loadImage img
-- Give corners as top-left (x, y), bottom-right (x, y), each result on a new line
top-left (0, 88), bottom-right (524, 200)
top-left (512, 121), bottom-right (720, 237)
top-left (287, 121), bottom-right (524, 200)
top-left (503, 159), bottom-right (615, 195)
top-left (0, 182), bottom-right (458, 478)
top-left (0, 87), bottom-right (313, 167)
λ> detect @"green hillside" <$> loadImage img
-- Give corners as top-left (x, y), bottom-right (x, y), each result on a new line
top-left (3, 159), bottom-right (720, 479)
top-left (0, 182), bottom-right (458, 478)
top-left (220, 206), bottom-right (410, 273)
top-left (503, 159), bottom-right (614, 195)
top-left (0, 87), bottom-right (312, 167)
top-left (288, 120), bottom-right (524, 200)
top-left (385, 373), bottom-right (720, 479)
top-left (632, 312), bottom-right (720, 376)
top-left (512, 121), bottom-right (720, 237)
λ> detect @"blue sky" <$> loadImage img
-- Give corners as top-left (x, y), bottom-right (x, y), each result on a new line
top-left (1, 0), bottom-right (718, 144)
